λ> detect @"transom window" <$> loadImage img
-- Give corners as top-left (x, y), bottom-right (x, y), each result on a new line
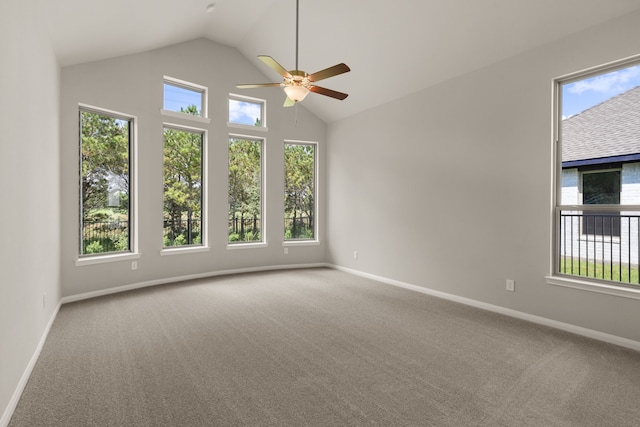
top-left (554, 58), bottom-right (640, 288)
top-left (163, 77), bottom-right (207, 118)
top-left (228, 94), bottom-right (265, 128)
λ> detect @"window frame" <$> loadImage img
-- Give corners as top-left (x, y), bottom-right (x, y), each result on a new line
top-left (548, 55), bottom-right (640, 299)
top-left (227, 134), bottom-right (267, 248)
top-left (283, 140), bottom-right (319, 245)
top-left (161, 76), bottom-right (211, 124)
top-left (76, 104), bottom-right (139, 266)
top-left (161, 123), bottom-right (208, 254)
top-left (227, 93), bottom-right (268, 132)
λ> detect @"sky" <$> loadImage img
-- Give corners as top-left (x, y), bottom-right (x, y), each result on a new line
top-left (562, 63), bottom-right (640, 119)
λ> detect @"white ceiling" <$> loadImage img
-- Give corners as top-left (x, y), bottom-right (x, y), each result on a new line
top-left (35, 0), bottom-right (640, 123)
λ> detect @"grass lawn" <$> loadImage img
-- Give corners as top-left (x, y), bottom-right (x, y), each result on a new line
top-left (559, 258), bottom-right (640, 285)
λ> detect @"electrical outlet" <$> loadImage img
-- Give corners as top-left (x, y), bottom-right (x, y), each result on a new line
top-left (353, 250), bottom-right (358, 259)
top-left (131, 261), bottom-right (138, 270)
top-left (506, 279), bottom-right (515, 292)
top-left (284, 247), bottom-right (289, 255)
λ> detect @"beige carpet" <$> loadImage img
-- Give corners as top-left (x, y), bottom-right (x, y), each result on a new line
top-left (9, 268), bottom-right (640, 426)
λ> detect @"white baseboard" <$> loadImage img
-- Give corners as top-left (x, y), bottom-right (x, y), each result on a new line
top-left (1, 303), bottom-right (61, 427)
top-left (61, 263), bottom-right (327, 304)
top-left (328, 264), bottom-right (640, 353)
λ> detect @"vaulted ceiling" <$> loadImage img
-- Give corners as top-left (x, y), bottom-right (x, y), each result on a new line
top-left (35, 0), bottom-right (640, 122)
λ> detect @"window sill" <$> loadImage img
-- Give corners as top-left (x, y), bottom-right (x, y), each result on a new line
top-left (161, 109), bottom-right (211, 124)
top-left (227, 122), bottom-right (268, 132)
top-left (75, 252), bottom-right (141, 267)
top-left (227, 242), bottom-right (268, 250)
top-left (283, 240), bottom-right (320, 247)
top-left (161, 246), bottom-right (209, 256)
top-left (546, 275), bottom-right (640, 300)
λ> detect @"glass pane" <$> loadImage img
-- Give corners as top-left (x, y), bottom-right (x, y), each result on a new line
top-left (229, 98), bottom-right (263, 126)
top-left (80, 110), bottom-right (131, 255)
top-left (163, 128), bottom-right (203, 247)
top-left (560, 63), bottom-right (640, 205)
top-left (583, 171), bottom-right (620, 205)
top-left (284, 144), bottom-right (315, 240)
top-left (228, 138), bottom-right (262, 243)
top-left (164, 83), bottom-right (203, 116)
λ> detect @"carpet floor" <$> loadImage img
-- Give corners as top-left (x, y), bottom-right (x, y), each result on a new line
top-left (9, 267), bottom-right (640, 426)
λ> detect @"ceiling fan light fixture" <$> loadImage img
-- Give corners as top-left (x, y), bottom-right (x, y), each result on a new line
top-left (284, 85), bottom-right (309, 102)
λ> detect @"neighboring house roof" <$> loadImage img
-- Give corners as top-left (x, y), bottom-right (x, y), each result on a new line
top-left (562, 85), bottom-right (640, 167)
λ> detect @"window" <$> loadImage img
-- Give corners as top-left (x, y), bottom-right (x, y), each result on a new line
top-left (228, 136), bottom-right (263, 244)
top-left (228, 94), bottom-right (266, 128)
top-left (553, 58), bottom-right (640, 289)
top-left (163, 126), bottom-right (204, 248)
top-left (79, 108), bottom-right (133, 256)
top-left (581, 169), bottom-right (621, 238)
top-left (163, 77), bottom-right (207, 118)
top-left (284, 142), bottom-right (316, 241)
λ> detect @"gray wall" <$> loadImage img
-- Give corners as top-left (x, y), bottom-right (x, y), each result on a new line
top-left (0, 3), bottom-right (61, 423)
top-left (326, 11), bottom-right (640, 342)
top-left (59, 38), bottom-right (327, 298)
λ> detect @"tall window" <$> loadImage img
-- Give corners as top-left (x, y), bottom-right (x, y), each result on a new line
top-left (80, 108), bottom-right (132, 255)
top-left (163, 126), bottom-right (204, 247)
top-left (228, 137), bottom-right (263, 243)
top-left (284, 142), bottom-right (316, 240)
top-left (554, 59), bottom-right (640, 286)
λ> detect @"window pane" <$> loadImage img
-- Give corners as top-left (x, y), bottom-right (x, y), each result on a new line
top-left (163, 127), bottom-right (203, 247)
top-left (583, 171), bottom-right (620, 205)
top-left (228, 137), bottom-right (262, 243)
top-left (284, 143), bottom-right (315, 240)
top-left (560, 63), bottom-right (640, 205)
top-left (164, 83), bottom-right (203, 116)
top-left (80, 110), bottom-right (131, 255)
top-left (229, 98), bottom-right (263, 126)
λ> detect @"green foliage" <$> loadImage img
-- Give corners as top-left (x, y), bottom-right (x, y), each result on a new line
top-left (85, 241), bottom-right (104, 254)
top-left (228, 138), bottom-right (261, 242)
top-left (80, 111), bottom-right (130, 222)
top-left (163, 122), bottom-right (202, 246)
top-left (284, 144), bottom-right (315, 240)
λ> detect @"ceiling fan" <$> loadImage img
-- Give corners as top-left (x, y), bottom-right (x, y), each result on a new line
top-left (236, 0), bottom-right (350, 107)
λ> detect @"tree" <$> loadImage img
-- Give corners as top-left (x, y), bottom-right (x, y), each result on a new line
top-left (80, 111), bottom-right (130, 221)
top-left (163, 107), bottom-right (202, 246)
top-left (284, 144), bottom-right (315, 239)
top-left (228, 138), bottom-right (261, 241)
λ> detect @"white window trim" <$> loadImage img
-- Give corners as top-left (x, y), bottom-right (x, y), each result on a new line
top-left (284, 139), bottom-right (319, 243)
top-left (227, 242), bottom-right (269, 250)
top-left (161, 109), bottom-right (211, 124)
top-left (550, 54), bottom-right (640, 298)
top-left (77, 104), bottom-right (139, 263)
top-left (75, 252), bottom-right (141, 267)
top-left (228, 93), bottom-right (267, 130)
top-left (163, 76), bottom-right (210, 121)
top-left (161, 123), bottom-right (208, 251)
top-left (228, 133), bottom-right (266, 246)
top-left (161, 246), bottom-right (210, 256)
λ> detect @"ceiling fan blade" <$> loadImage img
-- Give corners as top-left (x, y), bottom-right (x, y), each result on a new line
top-left (307, 63), bottom-right (350, 82)
top-left (236, 83), bottom-right (283, 89)
top-left (309, 85), bottom-right (349, 100)
top-left (284, 97), bottom-right (296, 107)
top-left (258, 55), bottom-right (292, 79)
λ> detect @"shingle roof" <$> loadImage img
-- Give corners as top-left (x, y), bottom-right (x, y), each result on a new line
top-left (562, 85), bottom-right (640, 163)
